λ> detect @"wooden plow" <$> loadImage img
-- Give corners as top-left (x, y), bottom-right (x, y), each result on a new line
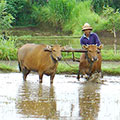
top-left (62, 48), bottom-right (87, 62)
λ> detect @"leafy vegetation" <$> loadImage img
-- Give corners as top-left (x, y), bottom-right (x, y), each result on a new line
top-left (102, 6), bottom-right (120, 54)
top-left (6, 0), bottom-right (34, 26)
top-left (63, 0), bottom-right (106, 34)
top-left (92, 0), bottom-right (120, 14)
top-left (1, 0), bottom-right (120, 35)
top-left (0, 36), bottom-right (17, 60)
top-left (0, 0), bottom-right (14, 30)
top-left (0, 63), bottom-right (17, 72)
top-left (34, 0), bottom-right (106, 35)
top-left (36, 0), bottom-right (76, 32)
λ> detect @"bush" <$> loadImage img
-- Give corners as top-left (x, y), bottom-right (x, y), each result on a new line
top-left (38, 0), bottom-right (75, 30)
top-left (6, 0), bottom-right (33, 26)
top-left (63, 0), bottom-right (106, 35)
top-left (0, 36), bottom-right (17, 60)
top-left (36, 0), bottom-right (106, 34)
top-left (92, 0), bottom-right (120, 14)
top-left (0, 0), bottom-right (14, 30)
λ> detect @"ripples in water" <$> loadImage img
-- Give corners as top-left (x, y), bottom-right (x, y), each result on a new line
top-left (0, 73), bottom-right (120, 120)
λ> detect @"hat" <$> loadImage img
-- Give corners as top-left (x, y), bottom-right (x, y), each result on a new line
top-left (82, 23), bottom-right (92, 31)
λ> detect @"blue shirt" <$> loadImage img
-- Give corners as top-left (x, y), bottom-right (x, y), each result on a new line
top-left (80, 33), bottom-right (101, 46)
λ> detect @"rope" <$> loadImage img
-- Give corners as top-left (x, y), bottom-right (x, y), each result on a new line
top-left (62, 57), bottom-right (79, 68)
top-left (85, 52), bottom-right (94, 75)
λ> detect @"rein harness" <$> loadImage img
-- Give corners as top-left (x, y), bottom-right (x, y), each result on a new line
top-left (50, 54), bottom-right (57, 63)
top-left (85, 52), bottom-right (94, 75)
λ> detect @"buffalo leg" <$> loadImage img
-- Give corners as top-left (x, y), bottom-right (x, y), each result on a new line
top-left (97, 66), bottom-right (103, 78)
top-left (50, 74), bottom-right (55, 84)
top-left (18, 61), bottom-right (21, 72)
top-left (97, 62), bottom-right (103, 78)
top-left (39, 72), bottom-right (43, 83)
top-left (97, 70), bottom-right (103, 78)
top-left (77, 71), bottom-right (80, 81)
top-left (77, 70), bottom-right (80, 81)
top-left (22, 68), bottom-right (30, 81)
top-left (101, 71), bottom-right (103, 78)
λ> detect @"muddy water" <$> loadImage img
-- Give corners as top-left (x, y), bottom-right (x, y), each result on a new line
top-left (0, 73), bottom-right (120, 120)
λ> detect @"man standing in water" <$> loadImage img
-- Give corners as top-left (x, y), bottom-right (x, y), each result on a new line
top-left (80, 23), bottom-right (101, 46)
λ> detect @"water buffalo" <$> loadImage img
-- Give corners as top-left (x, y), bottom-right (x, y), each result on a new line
top-left (77, 45), bottom-right (103, 80)
top-left (18, 44), bottom-right (64, 84)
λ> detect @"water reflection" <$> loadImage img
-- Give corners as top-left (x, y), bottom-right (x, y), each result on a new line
top-left (54, 81), bottom-right (81, 119)
top-left (1, 73), bottom-right (120, 120)
top-left (15, 76), bottom-right (101, 119)
top-left (16, 82), bottom-right (58, 119)
top-left (79, 82), bottom-right (100, 120)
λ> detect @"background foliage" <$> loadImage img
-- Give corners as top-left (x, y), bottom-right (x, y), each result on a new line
top-left (0, 36), bottom-right (17, 60)
top-left (0, 0), bottom-right (14, 30)
top-left (6, 0), bottom-right (33, 26)
top-left (1, 0), bottom-right (120, 34)
top-left (92, 0), bottom-right (120, 14)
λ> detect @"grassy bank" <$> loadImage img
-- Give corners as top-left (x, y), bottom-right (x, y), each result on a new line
top-left (62, 49), bottom-right (120, 61)
top-left (0, 62), bottom-right (120, 75)
top-left (0, 63), bottom-right (17, 72)
top-left (57, 62), bottom-right (120, 75)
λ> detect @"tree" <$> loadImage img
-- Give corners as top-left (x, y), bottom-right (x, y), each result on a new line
top-left (26, 0), bottom-right (48, 5)
top-left (6, 0), bottom-right (31, 26)
top-left (103, 6), bottom-right (120, 54)
top-left (92, 0), bottom-right (120, 14)
top-left (92, 0), bottom-right (105, 14)
top-left (0, 0), bottom-right (14, 30)
top-left (112, 0), bottom-right (120, 10)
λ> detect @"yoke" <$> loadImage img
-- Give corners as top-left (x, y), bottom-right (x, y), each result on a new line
top-left (62, 48), bottom-right (87, 62)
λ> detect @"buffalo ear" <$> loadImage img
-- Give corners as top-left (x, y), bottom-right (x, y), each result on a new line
top-left (61, 46), bottom-right (66, 51)
top-left (98, 44), bottom-right (103, 50)
top-left (82, 45), bottom-right (88, 49)
top-left (61, 46), bottom-right (72, 51)
top-left (44, 45), bottom-right (52, 52)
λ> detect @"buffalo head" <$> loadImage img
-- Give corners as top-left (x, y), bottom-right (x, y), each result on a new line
top-left (44, 45), bottom-right (64, 61)
top-left (82, 45), bottom-right (103, 62)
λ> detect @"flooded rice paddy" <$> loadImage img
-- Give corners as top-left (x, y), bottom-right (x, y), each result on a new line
top-left (0, 73), bottom-right (120, 120)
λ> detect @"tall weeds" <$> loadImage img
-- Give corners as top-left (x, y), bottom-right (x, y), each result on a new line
top-left (63, 0), bottom-right (106, 35)
top-left (37, 0), bottom-right (75, 30)
top-left (0, 36), bottom-right (17, 60)
top-left (36, 0), bottom-right (106, 35)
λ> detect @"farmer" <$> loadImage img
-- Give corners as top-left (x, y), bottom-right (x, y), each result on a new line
top-left (80, 23), bottom-right (101, 46)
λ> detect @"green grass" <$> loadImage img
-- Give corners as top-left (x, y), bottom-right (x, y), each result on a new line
top-left (0, 36), bottom-right (17, 60)
top-left (62, 50), bottom-right (120, 61)
top-left (57, 62), bottom-right (120, 75)
top-left (102, 67), bottom-right (120, 75)
top-left (0, 63), bottom-right (18, 72)
top-left (57, 62), bottom-right (79, 74)
top-left (102, 50), bottom-right (120, 61)
top-left (0, 61), bottom-right (120, 75)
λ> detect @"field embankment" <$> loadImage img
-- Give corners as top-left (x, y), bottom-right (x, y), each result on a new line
top-left (0, 61), bottom-right (120, 75)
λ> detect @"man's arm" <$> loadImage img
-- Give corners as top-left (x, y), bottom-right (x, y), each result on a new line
top-left (94, 33), bottom-right (101, 46)
top-left (80, 37), bottom-right (86, 46)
